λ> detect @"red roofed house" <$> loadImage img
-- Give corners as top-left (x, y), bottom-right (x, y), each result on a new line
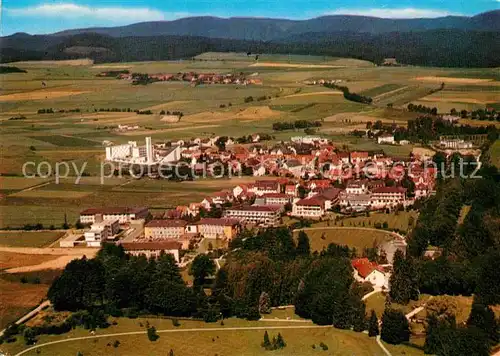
top-left (371, 186), bottom-right (407, 209)
top-left (351, 151), bottom-right (369, 163)
top-left (248, 180), bottom-right (281, 196)
top-left (121, 241), bottom-right (182, 263)
top-left (351, 258), bottom-right (388, 288)
top-left (307, 179), bottom-right (331, 190)
top-left (292, 196), bottom-right (328, 218)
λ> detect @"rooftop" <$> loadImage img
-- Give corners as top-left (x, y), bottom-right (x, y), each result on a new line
top-left (197, 218), bottom-right (240, 226)
top-left (352, 258), bottom-right (385, 278)
top-left (146, 219), bottom-right (187, 228)
top-left (121, 241), bottom-right (182, 251)
top-left (226, 205), bottom-right (281, 212)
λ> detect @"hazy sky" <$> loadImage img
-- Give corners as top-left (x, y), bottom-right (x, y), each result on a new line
top-left (1, 0), bottom-right (498, 35)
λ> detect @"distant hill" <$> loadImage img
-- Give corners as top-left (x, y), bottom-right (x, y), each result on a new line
top-left (49, 11), bottom-right (500, 40)
top-left (0, 11), bottom-right (498, 68)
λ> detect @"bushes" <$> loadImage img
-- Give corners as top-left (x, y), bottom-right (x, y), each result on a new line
top-left (380, 309), bottom-right (410, 345)
top-left (261, 331), bottom-right (286, 351)
top-left (8, 115), bottom-right (27, 120)
top-left (323, 83), bottom-right (372, 104)
top-left (147, 326), bottom-right (159, 341)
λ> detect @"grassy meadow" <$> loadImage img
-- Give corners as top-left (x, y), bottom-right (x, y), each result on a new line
top-left (0, 231), bottom-right (64, 247)
top-left (0, 312), bottom-right (423, 356)
top-left (294, 227), bottom-right (394, 252)
top-left (0, 55), bottom-right (498, 227)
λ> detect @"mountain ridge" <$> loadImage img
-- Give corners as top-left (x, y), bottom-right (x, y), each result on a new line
top-left (40, 10), bottom-right (500, 40)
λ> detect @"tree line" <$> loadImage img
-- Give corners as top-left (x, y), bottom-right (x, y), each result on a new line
top-left (4, 30), bottom-right (499, 68)
top-left (323, 83), bottom-right (373, 104)
top-left (387, 147), bottom-right (500, 354)
top-left (272, 120), bottom-right (322, 131)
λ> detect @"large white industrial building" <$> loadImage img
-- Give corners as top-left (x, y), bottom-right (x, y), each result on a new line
top-left (105, 137), bottom-right (181, 165)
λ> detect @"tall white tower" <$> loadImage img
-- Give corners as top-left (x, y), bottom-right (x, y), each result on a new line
top-left (145, 137), bottom-right (153, 163)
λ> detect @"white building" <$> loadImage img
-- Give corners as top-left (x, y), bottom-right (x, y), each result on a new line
top-left (439, 139), bottom-right (473, 150)
top-left (145, 219), bottom-right (187, 239)
top-left (352, 258), bottom-right (388, 289)
top-left (84, 228), bottom-right (108, 247)
top-left (80, 207), bottom-right (149, 224)
top-left (370, 187), bottom-right (407, 209)
top-left (339, 192), bottom-right (372, 210)
top-left (345, 180), bottom-right (369, 195)
top-left (378, 135), bottom-right (395, 144)
top-left (248, 180), bottom-right (281, 196)
top-left (260, 193), bottom-right (292, 206)
top-left (105, 137), bottom-right (181, 165)
top-left (291, 136), bottom-right (327, 145)
top-left (193, 218), bottom-right (240, 239)
top-left (291, 197), bottom-right (328, 218)
top-left (223, 205), bottom-right (281, 227)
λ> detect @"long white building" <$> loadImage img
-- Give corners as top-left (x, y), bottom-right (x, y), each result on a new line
top-left (223, 205), bottom-right (282, 227)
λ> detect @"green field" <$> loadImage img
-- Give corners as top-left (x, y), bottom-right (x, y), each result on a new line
top-left (294, 227), bottom-right (394, 252)
top-left (0, 314), bottom-right (423, 356)
top-left (0, 231), bottom-right (64, 247)
top-left (489, 139), bottom-right (500, 168)
top-left (338, 211), bottom-right (419, 233)
top-left (361, 83), bottom-right (404, 97)
top-left (28, 135), bottom-right (101, 147)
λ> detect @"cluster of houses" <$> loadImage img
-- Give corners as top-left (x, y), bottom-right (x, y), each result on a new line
top-left (116, 71), bottom-right (262, 85)
top-left (86, 134), bottom-right (438, 273)
top-left (74, 204), bottom-right (396, 288)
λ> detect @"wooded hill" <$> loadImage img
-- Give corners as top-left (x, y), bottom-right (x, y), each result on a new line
top-left (1, 29), bottom-right (499, 67)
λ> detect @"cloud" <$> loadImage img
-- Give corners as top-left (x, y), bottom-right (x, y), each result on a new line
top-left (6, 3), bottom-right (180, 23)
top-left (326, 8), bottom-right (462, 19)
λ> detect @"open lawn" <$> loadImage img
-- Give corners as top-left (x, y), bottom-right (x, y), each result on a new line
top-left (361, 83), bottom-right (404, 98)
top-left (0, 204), bottom-right (80, 229)
top-left (0, 231), bottom-right (64, 248)
top-left (364, 291), bottom-right (433, 318)
top-left (339, 211), bottom-right (419, 233)
top-left (490, 139), bottom-right (500, 168)
top-left (294, 227), bottom-right (394, 252)
top-left (0, 177), bottom-right (50, 191)
top-left (1, 315), bottom-right (391, 356)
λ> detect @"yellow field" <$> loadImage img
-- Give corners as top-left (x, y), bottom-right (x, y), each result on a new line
top-left (414, 76), bottom-right (495, 84)
top-left (249, 62), bottom-right (344, 69)
top-left (0, 89), bottom-right (90, 102)
top-left (9, 190), bottom-right (92, 199)
top-left (419, 91), bottom-right (499, 104)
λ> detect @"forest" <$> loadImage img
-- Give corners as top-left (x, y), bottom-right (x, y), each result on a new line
top-left (1, 29), bottom-right (499, 67)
